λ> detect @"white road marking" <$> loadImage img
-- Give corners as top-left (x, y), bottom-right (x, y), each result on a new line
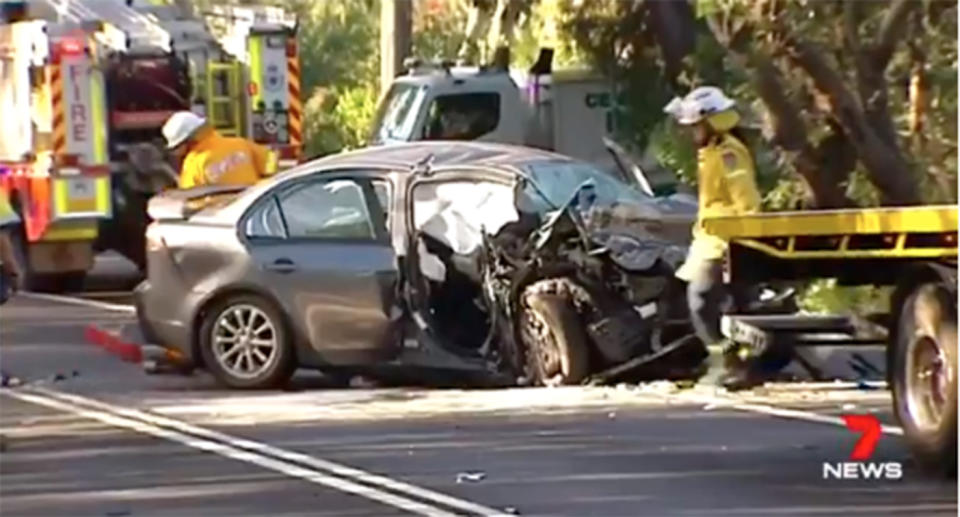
top-left (5, 386), bottom-right (507, 517)
top-left (19, 292), bottom-right (136, 314)
top-left (647, 389), bottom-right (904, 436)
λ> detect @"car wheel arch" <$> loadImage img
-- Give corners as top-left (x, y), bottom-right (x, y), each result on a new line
top-left (190, 285), bottom-right (297, 368)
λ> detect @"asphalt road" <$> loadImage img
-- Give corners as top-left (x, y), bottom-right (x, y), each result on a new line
top-left (0, 255), bottom-right (956, 516)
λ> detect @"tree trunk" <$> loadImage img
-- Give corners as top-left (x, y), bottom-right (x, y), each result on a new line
top-left (854, 0), bottom-right (916, 149)
top-left (784, 37), bottom-right (921, 206)
top-left (645, 0), bottom-right (697, 86)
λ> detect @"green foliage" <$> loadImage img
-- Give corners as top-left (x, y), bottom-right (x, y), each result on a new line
top-left (412, 0), bottom-right (465, 60)
top-left (295, 0), bottom-right (380, 157)
top-left (799, 280), bottom-right (892, 317)
top-left (646, 120), bottom-right (698, 187)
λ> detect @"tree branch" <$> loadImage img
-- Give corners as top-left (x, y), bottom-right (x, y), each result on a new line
top-left (874, 0), bottom-right (916, 68)
top-left (645, 0), bottom-right (697, 86)
top-left (784, 36), bottom-right (921, 205)
top-left (856, 0), bottom-right (917, 151)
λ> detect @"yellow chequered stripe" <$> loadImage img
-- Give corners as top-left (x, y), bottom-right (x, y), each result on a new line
top-left (89, 41), bottom-right (107, 164)
top-left (248, 35), bottom-right (263, 107)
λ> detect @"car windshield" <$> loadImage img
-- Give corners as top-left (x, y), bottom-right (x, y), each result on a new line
top-left (369, 83), bottom-right (426, 144)
top-left (519, 160), bottom-right (649, 213)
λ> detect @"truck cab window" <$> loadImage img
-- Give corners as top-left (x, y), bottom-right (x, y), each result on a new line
top-left (423, 93), bottom-right (500, 141)
top-left (369, 83), bottom-right (425, 144)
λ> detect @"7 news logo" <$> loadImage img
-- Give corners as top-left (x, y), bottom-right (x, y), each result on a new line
top-left (822, 415), bottom-right (903, 480)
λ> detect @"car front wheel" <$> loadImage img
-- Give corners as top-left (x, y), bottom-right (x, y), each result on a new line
top-left (519, 292), bottom-right (590, 387)
top-left (199, 295), bottom-right (295, 389)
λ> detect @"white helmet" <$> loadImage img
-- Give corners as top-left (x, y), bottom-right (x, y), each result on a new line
top-left (663, 86), bottom-right (736, 126)
top-left (162, 111), bottom-right (207, 149)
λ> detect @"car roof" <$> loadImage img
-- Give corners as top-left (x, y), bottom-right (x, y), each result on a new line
top-left (197, 141), bottom-right (584, 224)
top-left (288, 141), bottom-right (575, 178)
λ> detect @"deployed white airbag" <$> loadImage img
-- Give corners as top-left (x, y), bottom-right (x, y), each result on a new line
top-left (413, 181), bottom-right (518, 255)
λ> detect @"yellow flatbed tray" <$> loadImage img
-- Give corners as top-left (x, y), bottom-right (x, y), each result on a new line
top-left (702, 205), bottom-right (958, 260)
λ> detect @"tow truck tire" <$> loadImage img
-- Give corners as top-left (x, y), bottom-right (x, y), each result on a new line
top-left (520, 293), bottom-right (590, 387)
top-left (892, 282), bottom-right (957, 476)
top-left (199, 294), bottom-right (295, 390)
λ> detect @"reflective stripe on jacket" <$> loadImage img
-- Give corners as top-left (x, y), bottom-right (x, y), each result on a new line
top-left (0, 190), bottom-right (20, 228)
top-left (178, 128), bottom-right (272, 189)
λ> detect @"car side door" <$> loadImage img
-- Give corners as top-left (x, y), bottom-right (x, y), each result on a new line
top-left (241, 171), bottom-right (401, 365)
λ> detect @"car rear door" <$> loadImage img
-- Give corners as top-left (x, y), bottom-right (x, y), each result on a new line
top-left (242, 171), bottom-right (402, 363)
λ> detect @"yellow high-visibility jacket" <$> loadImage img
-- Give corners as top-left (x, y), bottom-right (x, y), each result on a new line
top-left (178, 128), bottom-right (277, 189)
top-left (0, 190), bottom-right (20, 228)
top-left (677, 133), bottom-right (762, 281)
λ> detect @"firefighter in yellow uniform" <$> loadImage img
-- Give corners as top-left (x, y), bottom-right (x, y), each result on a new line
top-left (161, 111), bottom-right (278, 189)
top-left (663, 86), bottom-right (763, 389)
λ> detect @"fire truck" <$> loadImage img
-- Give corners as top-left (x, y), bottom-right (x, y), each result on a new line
top-left (0, 0), bottom-right (302, 291)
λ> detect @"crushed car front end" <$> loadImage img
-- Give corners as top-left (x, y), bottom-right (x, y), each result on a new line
top-left (479, 177), bottom-right (704, 386)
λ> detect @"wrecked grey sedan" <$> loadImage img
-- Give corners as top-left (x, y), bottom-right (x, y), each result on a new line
top-left (135, 142), bottom-right (700, 389)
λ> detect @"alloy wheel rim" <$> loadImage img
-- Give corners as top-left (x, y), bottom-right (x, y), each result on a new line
top-left (212, 304), bottom-right (278, 380)
top-left (908, 335), bottom-right (948, 431)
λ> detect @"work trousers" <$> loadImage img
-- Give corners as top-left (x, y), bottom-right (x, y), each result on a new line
top-left (685, 258), bottom-right (726, 348)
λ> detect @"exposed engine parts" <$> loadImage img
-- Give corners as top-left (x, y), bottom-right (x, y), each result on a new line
top-left (477, 189), bottom-right (705, 386)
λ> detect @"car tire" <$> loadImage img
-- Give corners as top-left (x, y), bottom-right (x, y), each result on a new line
top-left (199, 294), bottom-right (295, 390)
top-left (519, 292), bottom-right (590, 387)
top-left (892, 282), bottom-right (957, 476)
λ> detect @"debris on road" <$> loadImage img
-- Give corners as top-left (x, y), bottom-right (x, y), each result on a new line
top-left (636, 380), bottom-right (682, 395)
top-left (349, 376), bottom-right (380, 389)
top-left (0, 372), bottom-right (22, 387)
top-left (456, 471), bottom-right (487, 483)
top-left (841, 403), bottom-right (857, 411)
top-left (504, 506), bottom-right (520, 515)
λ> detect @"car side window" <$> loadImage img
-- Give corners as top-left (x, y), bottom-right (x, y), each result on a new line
top-left (244, 196), bottom-right (286, 239)
top-left (423, 93), bottom-right (500, 141)
top-left (278, 178), bottom-right (378, 240)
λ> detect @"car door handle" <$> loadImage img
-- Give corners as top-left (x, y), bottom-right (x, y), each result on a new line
top-left (264, 258), bottom-right (298, 273)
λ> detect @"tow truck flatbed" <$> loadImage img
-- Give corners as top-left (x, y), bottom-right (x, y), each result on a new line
top-left (704, 204), bottom-right (958, 474)
top-left (702, 205), bottom-right (957, 261)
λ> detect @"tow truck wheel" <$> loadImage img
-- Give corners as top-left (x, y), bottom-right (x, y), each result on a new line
top-left (519, 293), bottom-right (590, 387)
top-left (199, 294), bottom-right (295, 390)
top-left (892, 282), bottom-right (957, 476)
